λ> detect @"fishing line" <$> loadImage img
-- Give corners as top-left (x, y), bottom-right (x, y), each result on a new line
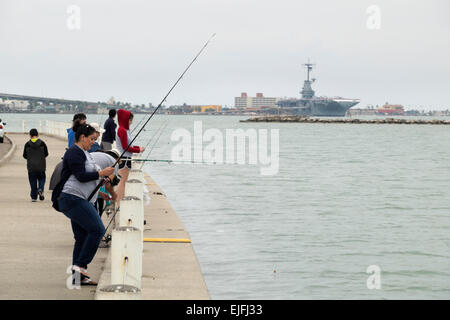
top-left (138, 120), bottom-right (170, 170)
top-left (138, 118), bottom-right (170, 160)
top-left (87, 33), bottom-right (216, 201)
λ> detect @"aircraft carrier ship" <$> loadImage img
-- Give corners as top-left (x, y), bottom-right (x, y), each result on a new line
top-left (277, 61), bottom-right (360, 116)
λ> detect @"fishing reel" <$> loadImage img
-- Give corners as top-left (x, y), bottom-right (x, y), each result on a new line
top-left (109, 174), bottom-right (121, 187)
top-left (104, 234), bottom-right (112, 244)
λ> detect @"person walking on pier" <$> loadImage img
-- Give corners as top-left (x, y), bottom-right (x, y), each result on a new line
top-left (57, 122), bottom-right (115, 285)
top-left (115, 109), bottom-right (145, 207)
top-left (23, 128), bottom-right (49, 202)
top-left (101, 109), bottom-right (117, 151)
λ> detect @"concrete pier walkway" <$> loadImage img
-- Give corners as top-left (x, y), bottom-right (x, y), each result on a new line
top-left (0, 133), bottom-right (106, 299)
top-left (0, 133), bottom-right (209, 299)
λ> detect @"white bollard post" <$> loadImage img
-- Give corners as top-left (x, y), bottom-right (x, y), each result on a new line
top-left (22, 120), bottom-right (26, 133)
top-left (125, 179), bottom-right (144, 198)
top-left (119, 196), bottom-right (144, 233)
top-left (111, 226), bottom-right (143, 289)
top-left (128, 169), bottom-right (144, 183)
top-left (39, 121), bottom-right (42, 133)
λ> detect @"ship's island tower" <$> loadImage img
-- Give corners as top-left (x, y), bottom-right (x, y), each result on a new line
top-left (300, 60), bottom-right (316, 99)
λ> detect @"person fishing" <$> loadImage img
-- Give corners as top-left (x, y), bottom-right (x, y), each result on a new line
top-left (101, 109), bottom-right (117, 151)
top-left (115, 109), bottom-right (145, 207)
top-left (90, 148), bottom-right (121, 218)
top-left (67, 113), bottom-right (87, 148)
top-left (57, 122), bottom-right (115, 286)
top-left (88, 122), bottom-right (103, 153)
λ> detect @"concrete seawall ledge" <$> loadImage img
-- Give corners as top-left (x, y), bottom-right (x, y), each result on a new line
top-left (0, 134), bottom-right (16, 167)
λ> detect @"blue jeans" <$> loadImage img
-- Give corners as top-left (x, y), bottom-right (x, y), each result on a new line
top-left (28, 171), bottom-right (45, 200)
top-left (58, 192), bottom-right (106, 269)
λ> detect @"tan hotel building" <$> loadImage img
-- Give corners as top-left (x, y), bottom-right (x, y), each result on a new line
top-left (234, 92), bottom-right (280, 109)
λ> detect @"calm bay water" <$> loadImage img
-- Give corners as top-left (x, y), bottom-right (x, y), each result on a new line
top-left (3, 113), bottom-right (450, 299)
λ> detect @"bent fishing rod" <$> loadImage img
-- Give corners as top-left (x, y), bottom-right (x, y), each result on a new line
top-left (87, 33), bottom-right (216, 201)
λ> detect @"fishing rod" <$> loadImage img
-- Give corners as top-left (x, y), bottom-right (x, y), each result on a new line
top-left (87, 33), bottom-right (216, 201)
top-left (133, 158), bottom-right (249, 166)
top-left (133, 159), bottom-right (220, 164)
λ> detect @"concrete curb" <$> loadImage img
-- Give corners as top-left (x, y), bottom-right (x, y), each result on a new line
top-left (95, 248), bottom-right (114, 300)
top-left (0, 134), bottom-right (17, 168)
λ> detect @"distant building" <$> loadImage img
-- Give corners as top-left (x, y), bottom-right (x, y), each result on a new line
top-left (377, 104), bottom-right (405, 115)
top-left (107, 97), bottom-right (116, 105)
top-left (2, 99), bottom-right (30, 111)
top-left (234, 92), bottom-right (280, 109)
top-left (192, 105), bottom-right (222, 113)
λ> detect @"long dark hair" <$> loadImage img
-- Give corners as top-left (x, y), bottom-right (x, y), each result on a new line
top-left (73, 122), bottom-right (96, 142)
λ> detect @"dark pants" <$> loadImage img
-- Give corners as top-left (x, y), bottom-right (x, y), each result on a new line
top-left (94, 198), bottom-right (105, 218)
top-left (28, 171), bottom-right (46, 200)
top-left (58, 192), bottom-right (106, 269)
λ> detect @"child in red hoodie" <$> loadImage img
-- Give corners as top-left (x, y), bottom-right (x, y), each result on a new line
top-left (116, 109), bottom-right (145, 206)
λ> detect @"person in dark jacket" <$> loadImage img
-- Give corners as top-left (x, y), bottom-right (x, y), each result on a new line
top-left (100, 109), bottom-right (117, 151)
top-left (23, 128), bottom-right (49, 202)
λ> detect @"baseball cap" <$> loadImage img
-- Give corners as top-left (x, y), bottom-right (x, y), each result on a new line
top-left (90, 122), bottom-right (105, 133)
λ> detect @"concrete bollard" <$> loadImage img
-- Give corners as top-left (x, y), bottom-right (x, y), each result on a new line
top-left (111, 226), bottom-right (143, 290)
top-left (125, 179), bottom-right (144, 198)
top-left (128, 169), bottom-right (144, 183)
top-left (22, 120), bottom-right (26, 133)
top-left (119, 196), bottom-right (144, 232)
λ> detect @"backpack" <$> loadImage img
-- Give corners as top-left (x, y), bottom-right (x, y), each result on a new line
top-left (51, 179), bottom-right (66, 212)
top-left (51, 161), bottom-right (71, 212)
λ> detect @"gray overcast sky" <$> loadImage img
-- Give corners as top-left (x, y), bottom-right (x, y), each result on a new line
top-left (1, 0), bottom-right (449, 109)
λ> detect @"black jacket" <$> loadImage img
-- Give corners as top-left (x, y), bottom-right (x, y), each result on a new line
top-left (23, 139), bottom-right (49, 173)
top-left (101, 117), bottom-right (117, 143)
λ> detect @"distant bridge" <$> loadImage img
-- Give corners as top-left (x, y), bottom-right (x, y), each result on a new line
top-left (0, 92), bottom-right (99, 106)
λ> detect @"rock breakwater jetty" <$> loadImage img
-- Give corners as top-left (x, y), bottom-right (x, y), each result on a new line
top-left (240, 115), bottom-right (450, 125)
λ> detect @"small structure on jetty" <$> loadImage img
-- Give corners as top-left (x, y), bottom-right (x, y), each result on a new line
top-left (240, 115), bottom-right (450, 125)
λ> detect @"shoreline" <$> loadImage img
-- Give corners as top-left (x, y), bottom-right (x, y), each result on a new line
top-left (2, 111), bottom-right (450, 117)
